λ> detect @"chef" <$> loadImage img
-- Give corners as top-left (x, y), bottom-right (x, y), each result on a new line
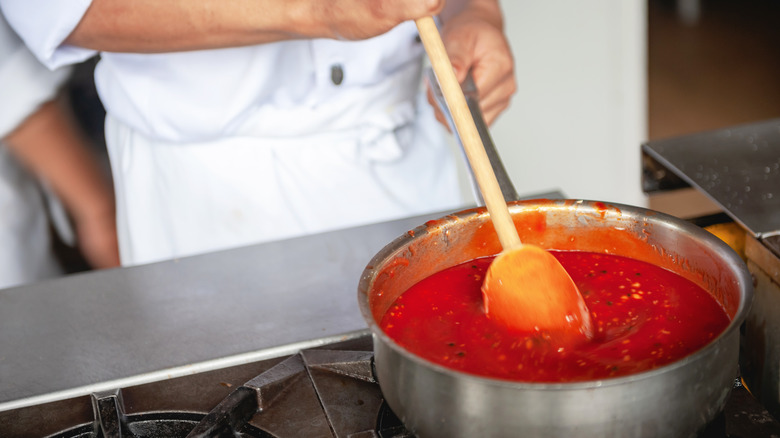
top-left (0, 12), bottom-right (119, 288)
top-left (0, 0), bottom-right (516, 266)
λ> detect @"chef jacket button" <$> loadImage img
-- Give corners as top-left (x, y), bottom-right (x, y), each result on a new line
top-left (331, 64), bottom-right (344, 85)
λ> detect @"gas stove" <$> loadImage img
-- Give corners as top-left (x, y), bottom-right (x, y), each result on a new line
top-left (1, 332), bottom-right (779, 438)
top-left (1, 336), bottom-right (405, 438)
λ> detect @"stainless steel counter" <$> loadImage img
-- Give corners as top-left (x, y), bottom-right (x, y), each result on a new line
top-left (0, 192), bottom-right (564, 414)
top-left (0, 213), bottom-right (431, 412)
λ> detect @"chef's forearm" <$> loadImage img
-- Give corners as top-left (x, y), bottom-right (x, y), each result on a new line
top-left (64, 0), bottom-right (300, 52)
top-left (3, 98), bottom-right (121, 269)
top-left (3, 99), bottom-right (114, 228)
top-left (65, 0), bottom-right (445, 53)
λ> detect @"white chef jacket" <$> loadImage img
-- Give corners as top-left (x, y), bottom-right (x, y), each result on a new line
top-left (2, 3), bottom-right (465, 266)
top-left (0, 12), bottom-right (70, 289)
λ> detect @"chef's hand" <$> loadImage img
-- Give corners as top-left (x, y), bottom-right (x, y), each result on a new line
top-left (312, 0), bottom-right (446, 41)
top-left (431, 0), bottom-right (516, 126)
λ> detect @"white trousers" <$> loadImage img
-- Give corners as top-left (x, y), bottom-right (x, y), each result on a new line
top-left (105, 94), bottom-right (464, 266)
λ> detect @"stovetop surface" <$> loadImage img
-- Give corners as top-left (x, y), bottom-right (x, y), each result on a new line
top-left (2, 335), bottom-right (780, 438)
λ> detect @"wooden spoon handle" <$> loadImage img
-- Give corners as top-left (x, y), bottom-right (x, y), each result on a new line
top-left (415, 16), bottom-right (521, 250)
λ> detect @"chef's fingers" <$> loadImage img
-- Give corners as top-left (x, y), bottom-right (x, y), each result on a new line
top-left (426, 76), bottom-right (512, 130)
top-left (447, 32), bottom-right (515, 125)
top-left (440, 10), bottom-right (516, 126)
top-left (424, 84), bottom-right (454, 131)
top-left (423, 56), bottom-right (513, 129)
top-left (473, 68), bottom-right (516, 126)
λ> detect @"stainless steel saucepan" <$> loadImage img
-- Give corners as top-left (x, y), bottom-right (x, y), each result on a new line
top-left (358, 199), bottom-right (752, 438)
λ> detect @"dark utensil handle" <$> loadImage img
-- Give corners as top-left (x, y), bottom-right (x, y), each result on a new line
top-left (427, 67), bottom-right (519, 203)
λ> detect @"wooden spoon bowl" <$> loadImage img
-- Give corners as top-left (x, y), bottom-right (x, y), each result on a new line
top-left (482, 245), bottom-right (592, 344)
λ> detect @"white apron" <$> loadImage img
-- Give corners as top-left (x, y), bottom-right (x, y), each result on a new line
top-left (105, 88), bottom-right (463, 266)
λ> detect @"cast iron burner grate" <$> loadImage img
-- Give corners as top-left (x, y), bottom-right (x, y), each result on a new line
top-left (48, 411), bottom-right (266, 438)
top-left (46, 349), bottom-right (411, 438)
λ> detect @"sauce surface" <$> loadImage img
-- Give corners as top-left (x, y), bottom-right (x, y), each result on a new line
top-left (379, 251), bottom-right (730, 383)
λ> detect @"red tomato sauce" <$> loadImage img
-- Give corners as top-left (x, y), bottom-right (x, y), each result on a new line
top-left (379, 251), bottom-right (730, 383)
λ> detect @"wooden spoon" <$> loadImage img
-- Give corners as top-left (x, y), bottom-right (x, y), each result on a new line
top-left (415, 17), bottom-right (592, 343)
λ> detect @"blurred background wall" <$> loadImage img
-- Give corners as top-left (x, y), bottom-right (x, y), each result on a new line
top-left (488, 0), bottom-right (647, 207)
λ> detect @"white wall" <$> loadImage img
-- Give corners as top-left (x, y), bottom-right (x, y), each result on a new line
top-left (481, 0), bottom-right (648, 206)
